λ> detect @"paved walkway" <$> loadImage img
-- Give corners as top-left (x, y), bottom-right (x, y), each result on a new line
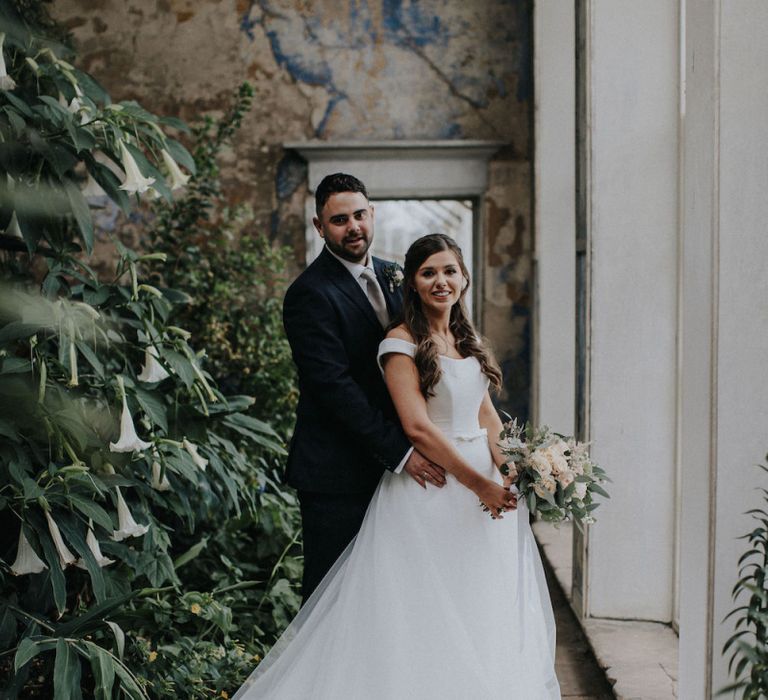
top-left (545, 563), bottom-right (615, 699)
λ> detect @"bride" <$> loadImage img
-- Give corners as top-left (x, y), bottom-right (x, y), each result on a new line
top-left (234, 234), bottom-right (560, 699)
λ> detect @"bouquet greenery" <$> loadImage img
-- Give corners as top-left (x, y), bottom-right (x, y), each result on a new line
top-left (497, 419), bottom-right (609, 524)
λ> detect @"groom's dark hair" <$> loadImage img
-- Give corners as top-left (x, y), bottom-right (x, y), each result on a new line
top-left (315, 173), bottom-right (369, 216)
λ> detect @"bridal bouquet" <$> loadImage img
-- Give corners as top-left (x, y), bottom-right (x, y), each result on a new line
top-left (497, 419), bottom-right (609, 524)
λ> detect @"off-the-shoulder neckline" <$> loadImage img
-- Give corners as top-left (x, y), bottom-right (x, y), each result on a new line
top-left (380, 337), bottom-right (472, 362)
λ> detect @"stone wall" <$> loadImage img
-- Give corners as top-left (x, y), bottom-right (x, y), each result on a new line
top-left (52, 0), bottom-right (534, 418)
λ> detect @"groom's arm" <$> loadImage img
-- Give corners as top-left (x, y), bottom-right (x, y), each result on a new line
top-left (283, 283), bottom-right (411, 471)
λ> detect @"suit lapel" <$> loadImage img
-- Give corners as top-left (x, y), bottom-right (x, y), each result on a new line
top-left (318, 249), bottom-right (381, 331)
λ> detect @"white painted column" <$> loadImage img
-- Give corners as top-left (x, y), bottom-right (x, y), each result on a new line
top-left (679, 1), bottom-right (768, 695)
top-left (579, 0), bottom-right (680, 620)
top-left (532, 0), bottom-right (576, 436)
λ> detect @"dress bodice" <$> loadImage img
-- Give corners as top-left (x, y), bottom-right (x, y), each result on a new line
top-left (377, 338), bottom-right (489, 438)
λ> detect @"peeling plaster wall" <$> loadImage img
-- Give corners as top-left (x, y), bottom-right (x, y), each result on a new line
top-left (52, 0), bottom-right (534, 419)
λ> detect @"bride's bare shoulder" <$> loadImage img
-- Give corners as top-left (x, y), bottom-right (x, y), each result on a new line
top-left (386, 325), bottom-right (415, 343)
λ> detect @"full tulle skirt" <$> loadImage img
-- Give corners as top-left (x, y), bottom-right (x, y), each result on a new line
top-left (234, 433), bottom-right (560, 699)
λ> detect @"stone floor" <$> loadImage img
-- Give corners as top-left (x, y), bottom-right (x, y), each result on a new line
top-left (545, 562), bottom-right (616, 699)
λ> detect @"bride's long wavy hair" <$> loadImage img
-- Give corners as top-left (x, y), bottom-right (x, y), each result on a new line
top-left (400, 233), bottom-right (503, 398)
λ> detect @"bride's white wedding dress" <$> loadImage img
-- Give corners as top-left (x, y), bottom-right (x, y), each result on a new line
top-left (234, 338), bottom-right (560, 699)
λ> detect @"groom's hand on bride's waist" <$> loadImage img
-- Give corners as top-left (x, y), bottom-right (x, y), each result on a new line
top-left (404, 450), bottom-right (446, 489)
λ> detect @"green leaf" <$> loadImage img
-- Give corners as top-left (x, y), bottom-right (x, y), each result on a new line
top-left (68, 493), bottom-right (114, 532)
top-left (173, 537), bottom-right (208, 570)
top-left (134, 387), bottom-right (168, 432)
top-left (74, 339), bottom-right (104, 377)
top-left (158, 115), bottom-right (190, 132)
top-left (113, 657), bottom-right (149, 700)
top-left (57, 515), bottom-right (106, 602)
top-left (0, 604), bottom-right (16, 651)
top-left (135, 551), bottom-right (178, 587)
top-left (53, 637), bottom-right (80, 700)
top-left (86, 158), bottom-right (131, 212)
top-left (84, 641), bottom-right (115, 700)
top-left (3, 90), bottom-right (33, 117)
top-left (64, 179), bottom-right (94, 254)
top-left (105, 621), bottom-right (125, 659)
top-left (0, 322), bottom-right (41, 343)
top-left (163, 349), bottom-right (195, 388)
top-left (37, 529), bottom-right (67, 615)
top-left (0, 357), bottom-right (32, 374)
top-left (15, 637), bottom-right (47, 672)
top-left (55, 592), bottom-right (136, 638)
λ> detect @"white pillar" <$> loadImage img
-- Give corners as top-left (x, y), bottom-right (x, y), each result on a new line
top-left (533, 1), bottom-right (575, 436)
top-left (679, 1), bottom-right (768, 695)
top-left (578, 0), bottom-right (680, 621)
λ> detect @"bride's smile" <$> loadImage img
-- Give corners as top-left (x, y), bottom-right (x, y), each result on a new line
top-left (413, 250), bottom-right (466, 313)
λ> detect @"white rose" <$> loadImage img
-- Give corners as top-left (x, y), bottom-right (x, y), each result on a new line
top-left (557, 470), bottom-right (575, 488)
top-left (540, 446), bottom-right (568, 476)
top-left (529, 450), bottom-right (552, 476)
top-left (574, 481), bottom-right (587, 500)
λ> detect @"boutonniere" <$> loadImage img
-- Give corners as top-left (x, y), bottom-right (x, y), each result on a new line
top-left (382, 264), bottom-right (404, 293)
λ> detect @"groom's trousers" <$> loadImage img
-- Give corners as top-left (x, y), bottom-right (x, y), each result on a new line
top-left (298, 489), bottom-right (375, 602)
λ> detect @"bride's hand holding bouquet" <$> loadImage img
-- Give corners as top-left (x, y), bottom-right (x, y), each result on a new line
top-left (497, 419), bottom-right (609, 525)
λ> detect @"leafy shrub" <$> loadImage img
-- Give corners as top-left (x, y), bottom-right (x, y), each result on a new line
top-left (721, 457), bottom-right (768, 698)
top-left (0, 5), bottom-right (300, 698)
top-left (146, 84), bottom-right (298, 437)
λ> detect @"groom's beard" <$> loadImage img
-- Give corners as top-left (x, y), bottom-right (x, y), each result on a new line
top-left (325, 232), bottom-right (373, 263)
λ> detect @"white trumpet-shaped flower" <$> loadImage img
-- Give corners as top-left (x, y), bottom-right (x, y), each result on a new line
top-left (137, 345), bottom-right (170, 383)
top-left (75, 521), bottom-right (114, 569)
top-left (6, 211), bottom-right (22, 239)
top-left (151, 458), bottom-right (172, 491)
top-left (118, 141), bottom-right (155, 194)
top-left (183, 439), bottom-right (208, 471)
top-left (110, 382), bottom-right (153, 453)
top-left (0, 33), bottom-right (17, 91)
top-left (111, 488), bottom-right (149, 541)
top-left (161, 149), bottom-right (190, 190)
top-left (45, 511), bottom-right (77, 569)
top-left (10, 528), bottom-right (48, 576)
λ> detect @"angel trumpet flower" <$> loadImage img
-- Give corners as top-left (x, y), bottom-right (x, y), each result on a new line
top-left (5, 211), bottom-right (22, 239)
top-left (110, 378), bottom-right (152, 453)
top-left (10, 528), bottom-right (48, 575)
top-left (112, 488), bottom-right (149, 541)
top-left (183, 439), bottom-right (208, 471)
top-left (151, 458), bottom-right (172, 491)
top-left (118, 141), bottom-right (155, 194)
top-left (161, 149), bottom-right (190, 190)
top-left (137, 345), bottom-right (170, 383)
top-left (45, 511), bottom-right (77, 569)
top-left (75, 521), bottom-right (114, 568)
top-left (0, 33), bottom-right (17, 91)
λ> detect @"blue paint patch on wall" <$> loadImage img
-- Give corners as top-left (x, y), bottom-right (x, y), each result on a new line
top-left (381, 0), bottom-right (449, 48)
top-left (240, 12), bottom-right (260, 41)
top-left (276, 152), bottom-right (307, 200)
top-left (440, 122), bottom-right (462, 139)
top-left (314, 93), bottom-right (348, 137)
top-left (266, 28), bottom-right (332, 86)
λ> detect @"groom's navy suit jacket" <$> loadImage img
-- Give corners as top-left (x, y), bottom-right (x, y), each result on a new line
top-left (283, 248), bottom-right (411, 495)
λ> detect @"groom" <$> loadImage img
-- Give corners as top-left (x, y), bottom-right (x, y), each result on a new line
top-left (283, 173), bottom-right (445, 600)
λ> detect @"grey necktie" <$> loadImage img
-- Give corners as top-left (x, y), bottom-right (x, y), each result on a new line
top-left (360, 268), bottom-right (389, 328)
